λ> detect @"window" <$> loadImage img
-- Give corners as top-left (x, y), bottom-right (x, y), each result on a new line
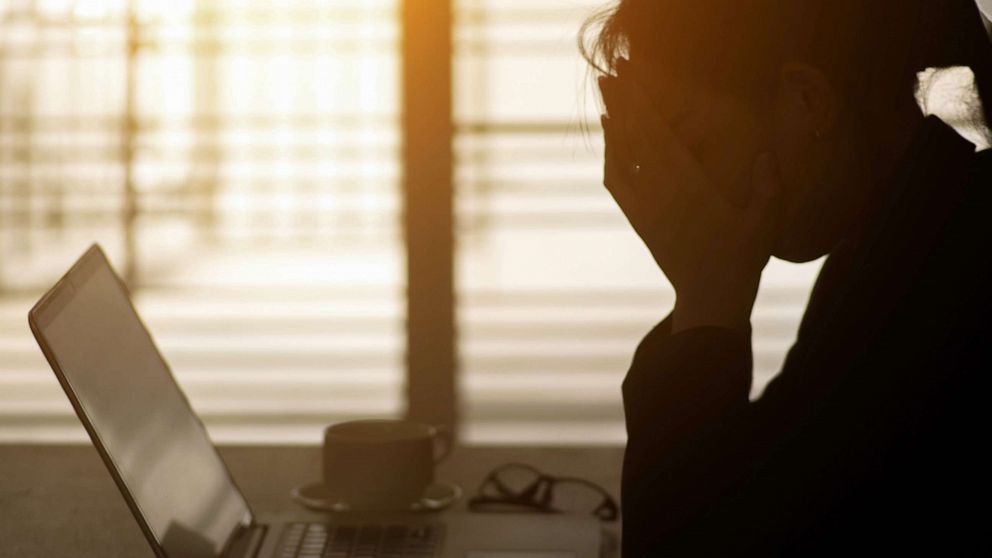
top-left (0, 0), bottom-right (404, 443)
top-left (1, 0), bottom-right (979, 445)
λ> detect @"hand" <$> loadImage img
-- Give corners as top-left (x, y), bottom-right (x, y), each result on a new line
top-left (599, 67), bottom-right (783, 333)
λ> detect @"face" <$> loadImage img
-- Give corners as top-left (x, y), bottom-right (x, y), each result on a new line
top-left (631, 60), bottom-right (874, 263)
top-left (634, 68), bottom-right (767, 210)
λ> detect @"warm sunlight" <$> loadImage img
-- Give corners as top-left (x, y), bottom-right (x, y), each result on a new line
top-left (0, 0), bottom-right (403, 443)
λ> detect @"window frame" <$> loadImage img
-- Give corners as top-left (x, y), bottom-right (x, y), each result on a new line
top-left (400, 0), bottom-right (458, 432)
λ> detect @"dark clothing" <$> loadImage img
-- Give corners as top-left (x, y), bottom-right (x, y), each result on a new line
top-left (621, 117), bottom-right (991, 556)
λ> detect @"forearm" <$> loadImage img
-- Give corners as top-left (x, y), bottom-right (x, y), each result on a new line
top-left (621, 318), bottom-right (754, 555)
top-left (622, 316), bottom-right (752, 447)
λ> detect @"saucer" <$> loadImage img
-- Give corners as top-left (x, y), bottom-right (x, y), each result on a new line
top-left (290, 481), bottom-right (462, 513)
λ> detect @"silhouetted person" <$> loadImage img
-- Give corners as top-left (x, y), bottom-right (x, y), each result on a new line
top-left (583, 1), bottom-right (992, 555)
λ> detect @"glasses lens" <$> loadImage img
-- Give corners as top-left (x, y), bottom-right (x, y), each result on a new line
top-left (548, 479), bottom-right (611, 515)
top-left (490, 464), bottom-right (541, 497)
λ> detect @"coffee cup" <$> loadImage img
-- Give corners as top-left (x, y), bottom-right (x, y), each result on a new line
top-left (322, 419), bottom-right (452, 508)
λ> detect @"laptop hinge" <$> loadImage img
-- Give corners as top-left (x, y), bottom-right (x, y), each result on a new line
top-left (225, 523), bottom-right (267, 558)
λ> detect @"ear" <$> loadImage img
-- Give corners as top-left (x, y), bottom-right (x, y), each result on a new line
top-left (776, 63), bottom-right (839, 138)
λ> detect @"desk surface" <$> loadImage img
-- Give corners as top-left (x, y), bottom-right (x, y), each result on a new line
top-left (0, 444), bottom-right (623, 557)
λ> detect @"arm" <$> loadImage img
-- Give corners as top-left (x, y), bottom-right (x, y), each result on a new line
top-left (596, 62), bottom-right (786, 554)
top-left (621, 318), bottom-right (754, 556)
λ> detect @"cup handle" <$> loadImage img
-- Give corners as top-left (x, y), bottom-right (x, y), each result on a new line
top-left (433, 425), bottom-right (453, 463)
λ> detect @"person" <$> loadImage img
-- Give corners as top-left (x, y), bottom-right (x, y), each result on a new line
top-left (582, 0), bottom-right (992, 555)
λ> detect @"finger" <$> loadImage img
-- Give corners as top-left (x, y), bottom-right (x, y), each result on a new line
top-left (620, 77), bottom-right (720, 203)
top-left (599, 75), bottom-right (622, 119)
top-left (603, 107), bottom-right (643, 194)
top-left (606, 111), bottom-right (704, 257)
top-left (603, 112), bottom-right (635, 171)
top-left (606, 113), bottom-right (691, 227)
top-left (628, 81), bottom-right (695, 169)
top-left (602, 115), bottom-right (638, 210)
top-left (609, 62), bottom-right (657, 187)
top-left (606, 82), bottom-right (690, 210)
top-left (597, 76), bottom-right (609, 114)
top-left (617, 81), bottom-right (683, 172)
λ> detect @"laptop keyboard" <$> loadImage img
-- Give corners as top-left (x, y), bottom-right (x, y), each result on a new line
top-left (276, 522), bottom-right (443, 558)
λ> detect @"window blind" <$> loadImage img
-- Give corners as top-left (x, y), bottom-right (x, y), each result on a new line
top-left (0, 0), bottom-right (404, 444)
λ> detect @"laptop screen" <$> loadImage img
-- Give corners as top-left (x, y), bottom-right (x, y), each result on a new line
top-left (30, 247), bottom-right (251, 558)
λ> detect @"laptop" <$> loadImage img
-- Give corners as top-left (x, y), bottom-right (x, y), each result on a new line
top-left (28, 245), bottom-right (602, 558)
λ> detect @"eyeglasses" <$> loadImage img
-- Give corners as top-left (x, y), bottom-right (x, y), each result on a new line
top-left (468, 463), bottom-right (619, 522)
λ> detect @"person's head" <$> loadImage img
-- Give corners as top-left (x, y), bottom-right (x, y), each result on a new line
top-left (582, 0), bottom-right (992, 262)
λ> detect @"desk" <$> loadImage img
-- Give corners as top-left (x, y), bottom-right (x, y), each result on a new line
top-left (0, 444), bottom-right (623, 557)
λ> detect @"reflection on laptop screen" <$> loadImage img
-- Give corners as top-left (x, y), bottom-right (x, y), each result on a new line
top-left (31, 248), bottom-right (250, 558)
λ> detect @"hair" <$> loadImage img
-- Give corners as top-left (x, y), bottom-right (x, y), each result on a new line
top-left (580, 0), bottom-right (992, 141)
